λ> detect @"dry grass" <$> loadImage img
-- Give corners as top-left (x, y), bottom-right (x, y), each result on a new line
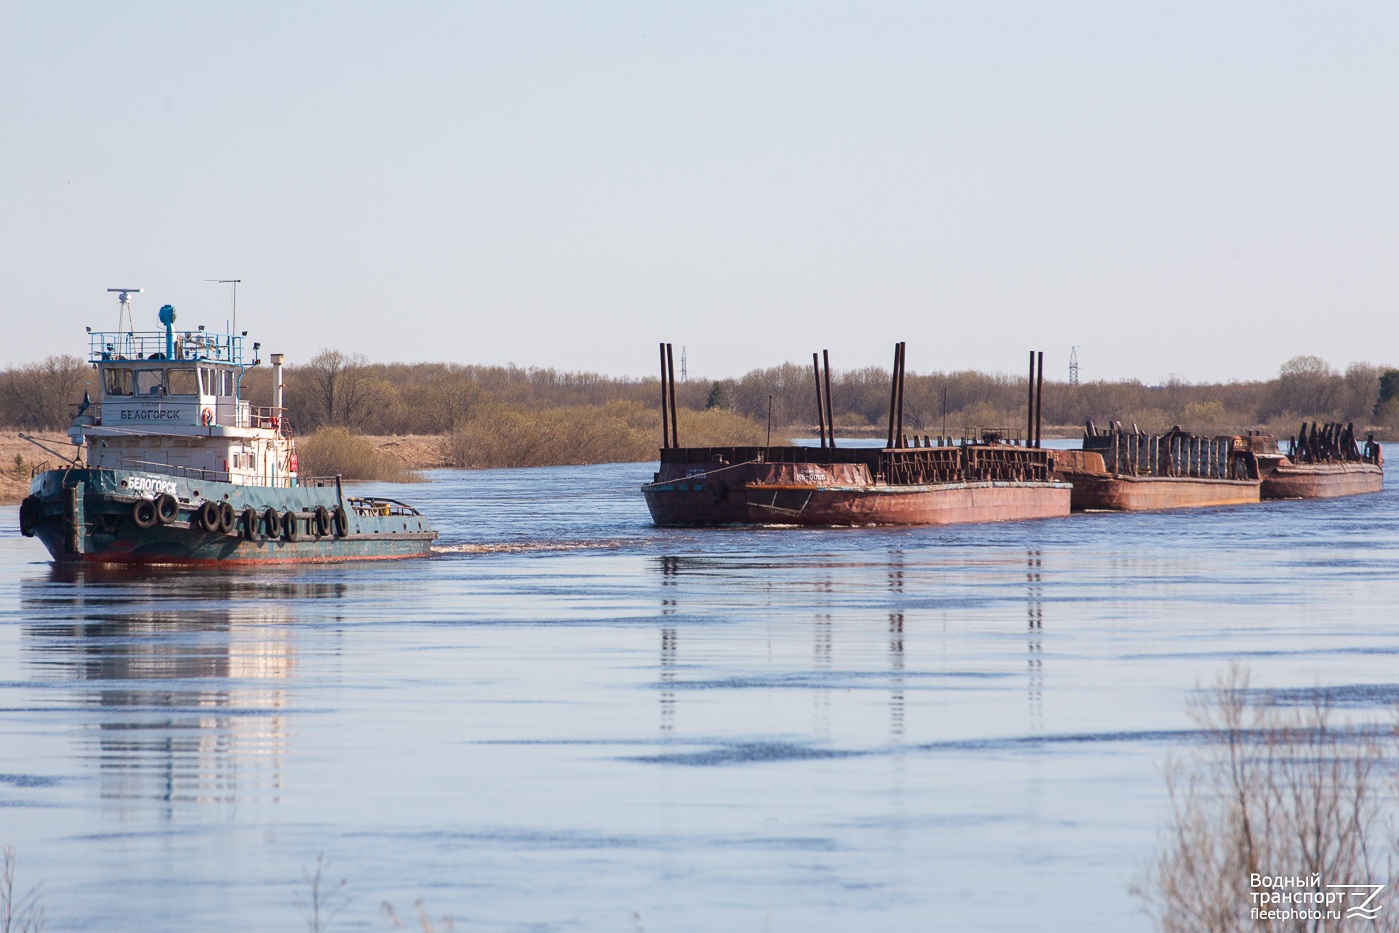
top-left (381, 901), bottom-right (455, 932)
top-left (0, 433), bottom-right (52, 505)
top-left (443, 400), bottom-right (769, 469)
top-left (296, 428), bottom-right (419, 483)
top-left (297, 853), bottom-right (348, 933)
top-left (1134, 665), bottom-right (1399, 933)
top-left (2, 845), bottom-right (45, 933)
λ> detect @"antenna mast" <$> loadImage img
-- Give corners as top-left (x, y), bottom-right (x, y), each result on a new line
top-left (208, 279), bottom-right (241, 333)
top-left (107, 287), bottom-right (143, 336)
top-left (1069, 346), bottom-right (1079, 386)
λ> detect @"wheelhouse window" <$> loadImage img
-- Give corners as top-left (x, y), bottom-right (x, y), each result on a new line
top-left (135, 369), bottom-right (166, 396)
top-left (200, 366), bottom-right (237, 397)
top-left (103, 367), bottom-right (134, 396)
top-left (167, 368), bottom-right (198, 396)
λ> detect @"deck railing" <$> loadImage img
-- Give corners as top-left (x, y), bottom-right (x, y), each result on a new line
top-left (347, 496), bottom-right (424, 517)
top-left (115, 458), bottom-right (324, 489)
top-left (88, 330), bottom-right (247, 364)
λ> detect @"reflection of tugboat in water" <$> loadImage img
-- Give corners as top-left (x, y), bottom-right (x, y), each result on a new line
top-left (18, 292), bottom-right (435, 564)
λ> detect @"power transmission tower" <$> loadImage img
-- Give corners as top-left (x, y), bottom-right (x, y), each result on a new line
top-left (680, 347), bottom-right (688, 382)
top-left (1069, 346), bottom-right (1079, 386)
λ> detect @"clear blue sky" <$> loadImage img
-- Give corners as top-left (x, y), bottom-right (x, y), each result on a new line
top-left (3, 3), bottom-right (1396, 384)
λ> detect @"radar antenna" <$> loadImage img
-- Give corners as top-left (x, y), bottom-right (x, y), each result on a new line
top-left (107, 287), bottom-right (143, 334)
top-left (207, 279), bottom-right (242, 334)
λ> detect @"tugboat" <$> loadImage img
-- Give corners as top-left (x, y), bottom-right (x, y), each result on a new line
top-left (17, 293), bottom-right (436, 564)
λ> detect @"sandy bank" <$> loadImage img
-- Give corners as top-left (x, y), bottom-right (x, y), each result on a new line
top-left (1, 432), bottom-right (78, 504)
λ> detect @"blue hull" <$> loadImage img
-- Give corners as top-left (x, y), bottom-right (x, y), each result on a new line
top-left (20, 468), bottom-right (436, 565)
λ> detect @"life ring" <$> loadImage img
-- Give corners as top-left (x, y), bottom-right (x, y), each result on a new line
top-left (19, 495), bottom-right (41, 537)
top-left (132, 499), bottom-right (158, 529)
top-left (200, 408), bottom-right (214, 426)
top-left (154, 493), bottom-right (179, 525)
top-left (282, 510), bottom-right (299, 541)
top-left (241, 507), bottom-right (259, 540)
top-left (218, 501), bottom-right (236, 534)
top-left (332, 506), bottom-right (349, 537)
top-left (262, 506), bottom-right (283, 538)
top-left (197, 500), bottom-right (222, 532)
top-left (313, 506), bottom-right (331, 537)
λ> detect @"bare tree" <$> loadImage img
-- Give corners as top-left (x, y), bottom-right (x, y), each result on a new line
top-left (1135, 665), bottom-right (1399, 933)
top-left (1259, 356), bottom-right (1343, 423)
top-left (0, 356), bottom-right (89, 430)
top-left (294, 350), bottom-right (371, 429)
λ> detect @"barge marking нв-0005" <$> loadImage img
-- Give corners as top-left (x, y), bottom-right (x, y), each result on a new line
top-left (17, 292), bottom-right (436, 564)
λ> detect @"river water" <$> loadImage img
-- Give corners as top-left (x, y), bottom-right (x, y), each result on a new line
top-left (2, 455), bottom-right (1397, 931)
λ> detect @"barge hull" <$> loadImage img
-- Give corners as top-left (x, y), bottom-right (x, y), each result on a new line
top-left (1063, 473), bottom-right (1261, 511)
top-left (643, 445), bottom-right (1066, 528)
top-left (744, 481), bottom-right (1071, 527)
top-left (1261, 463), bottom-right (1383, 499)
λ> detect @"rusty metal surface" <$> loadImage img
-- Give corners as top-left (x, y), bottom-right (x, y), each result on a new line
top-left (1062, 473), bottom-right (1261, 511)
top-left (1053, 450), bottom-right (1105, 474)
top-left (643, 444), bottom-right (1069, 527)
top-left (1260, 461), bottom-right (1384, 499)
top-left (1065, 425), bottom-right (1262, 510)
top-left (1285, 421), bottom-right (1382, 466)
top-left (742, 481), bottom-right (1070, 526)
top-left (1083, 428), bottom-right (1258, 481)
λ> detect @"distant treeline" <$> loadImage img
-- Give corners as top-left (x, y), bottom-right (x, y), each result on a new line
top-left (6, 350), bottom-right (1399, 447)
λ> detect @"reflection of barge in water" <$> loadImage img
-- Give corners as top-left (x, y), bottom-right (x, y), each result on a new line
top-left (18, 292), bottom-right (435, 564)
top-left (643, 344), bottom-right (1071, 527)
top-left (1055, 423), bottom-right (1262, 512)
top-left (1254, 423), bottom-right (1383, 500)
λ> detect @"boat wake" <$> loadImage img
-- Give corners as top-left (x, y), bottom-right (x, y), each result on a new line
top-left (431, 539), bottom-right (630, 556)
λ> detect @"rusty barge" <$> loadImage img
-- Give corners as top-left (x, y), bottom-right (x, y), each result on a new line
top-left (643, 344), bottom-right (1071, 527)
top-left (1256, 422), bottom-right (1383, 499)
top-left (1056, 423), bottom-right (1262, 511)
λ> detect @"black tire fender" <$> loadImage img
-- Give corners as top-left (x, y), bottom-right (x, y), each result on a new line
top-left (263, 507), bottom-right (282, 539)
top-left (332, 506), bottom-right (349, 537)
top-left (313, 505), bottom-right (331, 537)
top-left (197, 500), bottom-right (221, 533)
top-left (19, 495), bottom-right (42, 537)
top-left (283, 510), bottom-right (299, 541)
top-left (218, 501), bottom-right (236, 534)
top-left (154, 493), bottom-right (179, 525)
top-left (132, 499), bottom-right (158, 530)
top-left (241, 507), bottom-right (259, 540)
